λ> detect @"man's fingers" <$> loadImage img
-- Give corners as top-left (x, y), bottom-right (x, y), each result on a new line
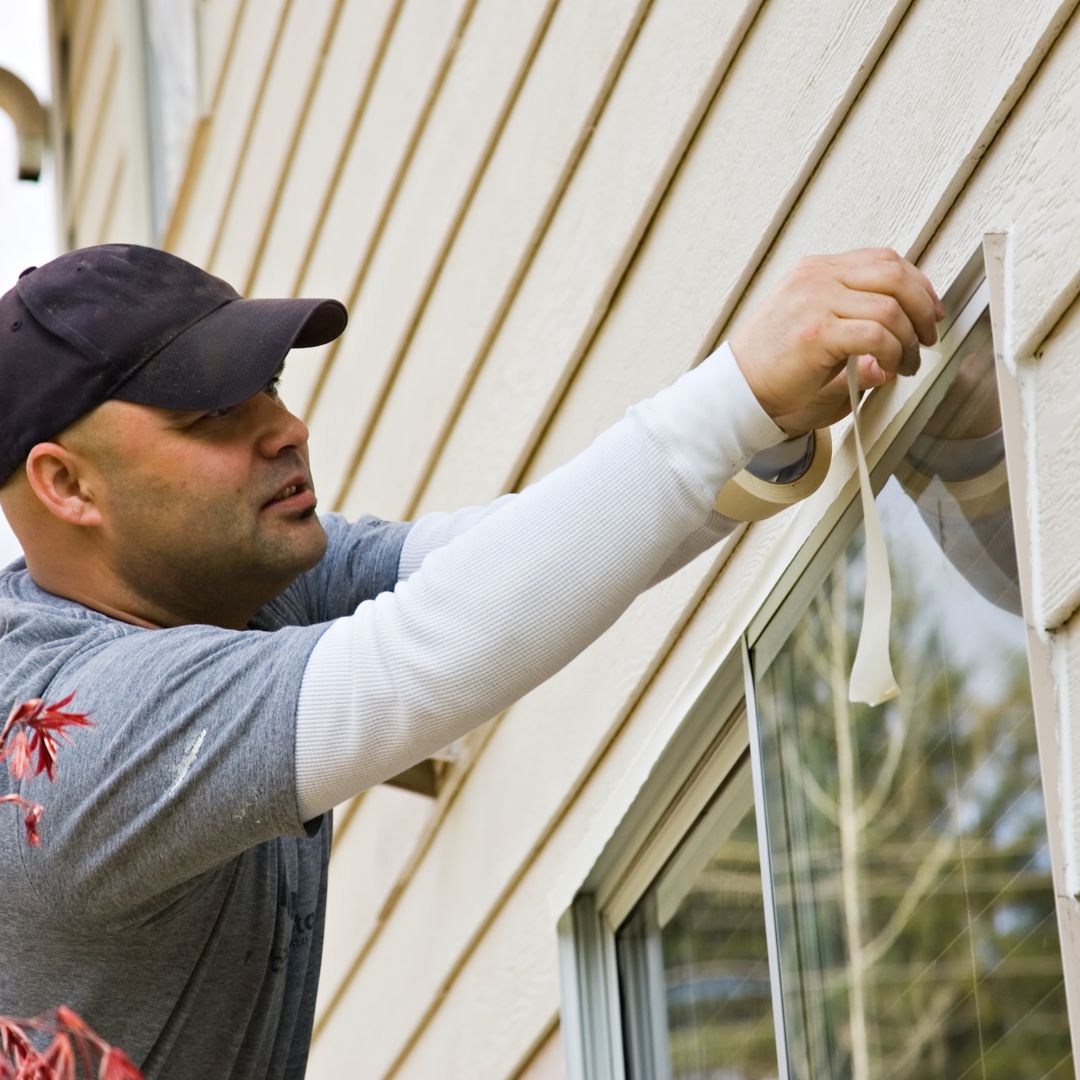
top-left (826, 317), bottom-right (907, 373)
top-left (771, 356), bottom-right (896, 435)
top-left (852, 353), bottom-right (896, 389)
top-left (818, 355), bottom-right (894, 402)
top-left (832, 285), bottom-right (920, 364)
top-left (825, 247), bottom-right (944, 316)
top-left (732, 248), bottom-right (943, 425)
top-left (814, 358), bottom-right (886, 408)
top-left (898, 337), bottom-right (922, 376)
top-left (837, 255), bottom-right (940, 348)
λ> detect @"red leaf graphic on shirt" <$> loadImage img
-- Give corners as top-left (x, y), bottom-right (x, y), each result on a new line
top-left (1, 694), bottom-right (93, 782)
top-left (0, 794), bottom-right (43, 847)
top-left (0, 1010), bottom-right (144, 1079)
top-left (1, 699), bottom-right (142, 1077)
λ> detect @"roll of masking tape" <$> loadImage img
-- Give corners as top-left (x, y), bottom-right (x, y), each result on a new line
top-left (713, 427), bottom-right (832, 521)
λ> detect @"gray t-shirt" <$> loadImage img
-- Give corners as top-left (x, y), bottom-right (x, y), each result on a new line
top-left (0, 513), bottom-right (410, 1079)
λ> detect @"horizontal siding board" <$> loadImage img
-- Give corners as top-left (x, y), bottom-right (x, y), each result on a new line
top-left (168, 0), bottom-right (287, 266)
top-left (512, 1023), bottom-right (564, 1080)
top-left (284, 341), bottom-right (333, 415)
top-left (342, 0), bottom-right (760, 522)
top-left (73, 81), bottom-right (122, 245)
top-left (207, 0), bottom-right (339, 287)
top-left (1030, 298), bottom-right (1080, 628)
top-left (313, 786), bottom-right (433, 1025)
top-left (391, 866), bottom-right (561, 1080)
top-left (248, 0), bottom-right (399, 301)
top-left (65, 0), bottom-right (110, 136)
top-left (81, 144), bottom-right (123, 245)
top-left (728, 0), bottom-right (1075, 331)
top-left (994, 18), bottom-right (1080, 359)
top-left (300, 0), bottom-right (557, 511)
top-left (66, 0), bottom-right (104, 112)
top-left (68, 41), bottom-right (117, 227)
top-left (95, 154), bottom-right (126, 244)
top-left (335, 0), bottom-right (654, 523)
top-left (197, 0), bottom-right (244, 109)
top-left (112, 4), bottom-right (153, 245)
top-left (412, 0), bottom-right (910, 515)
top-left (529, 0), bottom-right (1071, 494)
top-left (288, 0), bottom-right (474, 432)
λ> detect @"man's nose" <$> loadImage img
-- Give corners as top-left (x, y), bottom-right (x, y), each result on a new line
top-left (254, 394), bottom-right (310, 458)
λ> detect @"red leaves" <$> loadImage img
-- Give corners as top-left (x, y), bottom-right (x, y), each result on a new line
top-left (1, 695), bottom-right (93, 783)
top-left (0, 697), bottom-right (140, 1077)
top-left (0, 1011), bottom-right (143, 1080)
top-left (97, 1048), bottom-right (142, 1080)
top-left (0, 1019), bottom-right (33, 1067)
top-left (1, 693), bottom-right (90, 847)
top-left (0, 794), bottom-right (43, 847)
top-left (0, 733), bottom-right (30, 783)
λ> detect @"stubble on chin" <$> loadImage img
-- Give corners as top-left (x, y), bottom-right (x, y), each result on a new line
top-left (114, 502), bottom-right (328, 624)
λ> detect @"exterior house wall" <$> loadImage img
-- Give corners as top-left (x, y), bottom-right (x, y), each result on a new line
top-left (48, 0), bottom-right (1080, 1076)
top-left (53, 0), bottom-right (152, 247)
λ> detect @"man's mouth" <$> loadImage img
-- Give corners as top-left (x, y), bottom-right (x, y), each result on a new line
top-left (264, 477), bottom-right (316, 511)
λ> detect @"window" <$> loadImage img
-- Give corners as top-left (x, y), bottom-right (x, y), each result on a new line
top-left (617, 759), bottom-right (780, 1079)
top-left (752, 308), bottom-right (1071, 1078)
top-left (560, 257), bottom-right (1075, 1080)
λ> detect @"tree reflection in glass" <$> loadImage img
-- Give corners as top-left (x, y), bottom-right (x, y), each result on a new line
top-left (618, 764), bottom-right (781, 1080)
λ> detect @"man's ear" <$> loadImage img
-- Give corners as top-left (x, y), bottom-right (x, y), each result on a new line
top-left (24, 442), bottom-right (104, 527)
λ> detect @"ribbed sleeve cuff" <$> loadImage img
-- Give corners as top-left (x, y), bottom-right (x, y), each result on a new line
top-left (630, 341), bottom-right (787, 499)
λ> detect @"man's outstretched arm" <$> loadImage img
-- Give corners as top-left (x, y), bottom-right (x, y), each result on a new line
top-left (295, 248), bottom-right (944, 819)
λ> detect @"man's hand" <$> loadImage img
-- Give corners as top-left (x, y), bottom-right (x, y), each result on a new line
top-left (730, 248), bottom-right (945, 435)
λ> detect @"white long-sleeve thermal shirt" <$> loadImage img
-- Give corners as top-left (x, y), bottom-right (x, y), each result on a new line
top-left (294, 343), bottom-right (788, 819)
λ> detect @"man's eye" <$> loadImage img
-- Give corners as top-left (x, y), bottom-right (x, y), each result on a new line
top-left (196, 376), bottom-right (281, 423)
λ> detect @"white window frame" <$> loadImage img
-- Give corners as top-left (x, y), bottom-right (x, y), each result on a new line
top-left (556, 245), bottom-right (1078, 1078)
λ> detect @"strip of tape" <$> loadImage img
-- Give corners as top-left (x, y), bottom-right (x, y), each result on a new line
top-left (847, 357), bottom-right (899, 706)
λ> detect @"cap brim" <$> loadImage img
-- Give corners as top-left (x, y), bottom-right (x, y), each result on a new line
top-left (112, 296), bottom-right (348, 411)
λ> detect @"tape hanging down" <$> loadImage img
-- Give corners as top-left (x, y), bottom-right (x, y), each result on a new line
top-left (846, 357), bottom-right (900, 706)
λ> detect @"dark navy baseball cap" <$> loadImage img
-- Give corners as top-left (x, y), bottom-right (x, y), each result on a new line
top-left (0, 243), bottom-right (348, 484)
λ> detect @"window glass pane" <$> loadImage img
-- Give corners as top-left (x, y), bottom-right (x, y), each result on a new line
top-left (618, 761), bottom-right (781, 1080)
top-left (754, 312), bottom-right (1072, 1079)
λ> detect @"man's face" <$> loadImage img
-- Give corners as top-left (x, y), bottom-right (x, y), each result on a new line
top-left (72, 371), bottom-right (327, 625)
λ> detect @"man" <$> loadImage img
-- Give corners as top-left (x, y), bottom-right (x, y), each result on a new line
top-left (0, 244), bottom-right (941, 1077)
